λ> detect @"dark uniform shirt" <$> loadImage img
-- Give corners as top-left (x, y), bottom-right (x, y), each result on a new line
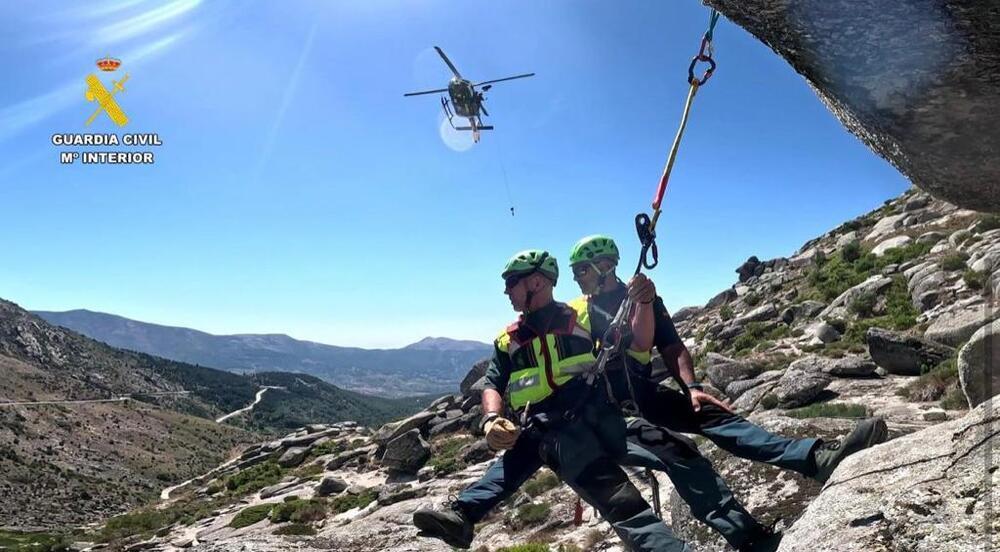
top-left (587, 281), bottom-right (682, 352)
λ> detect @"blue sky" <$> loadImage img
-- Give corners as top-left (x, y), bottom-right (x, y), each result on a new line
top-left (0, 1), bottom-right (909, 348)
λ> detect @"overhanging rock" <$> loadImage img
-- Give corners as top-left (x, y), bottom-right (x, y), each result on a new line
top-left (705, 0), bottom-right (1000, 212)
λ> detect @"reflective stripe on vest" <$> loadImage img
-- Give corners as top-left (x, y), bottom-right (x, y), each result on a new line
top-left (497, 302), bottom-right (596, 411)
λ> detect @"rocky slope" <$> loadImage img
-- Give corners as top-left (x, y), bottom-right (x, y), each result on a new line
top-left (49, 188), bottom-right (1000, 551)
top-left (33, 310), bottom-right (491, 397)
top-left (0, 302), bottom-right (429, 531)
top-left (0, 300), bottom-right (258, 530)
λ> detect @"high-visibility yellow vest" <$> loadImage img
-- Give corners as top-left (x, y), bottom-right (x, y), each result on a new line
top-left (569, 295), bottom-right (652, 365)
top-left (496, 302), bottom-right (597, 410)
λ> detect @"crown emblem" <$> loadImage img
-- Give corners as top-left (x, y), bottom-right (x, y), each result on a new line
top-left (96, 56), bottom-right (122, 72)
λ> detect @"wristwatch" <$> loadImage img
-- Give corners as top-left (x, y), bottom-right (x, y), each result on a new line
top-left (478, 411), bottom-right (500, 432)
top-left (687, 382), bottom-right (704, 391)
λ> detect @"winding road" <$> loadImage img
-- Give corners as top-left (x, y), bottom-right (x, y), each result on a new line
top-left (215, 386), bottom-right (282, 423)
top-left (161, 386), bottom-right (285, 500)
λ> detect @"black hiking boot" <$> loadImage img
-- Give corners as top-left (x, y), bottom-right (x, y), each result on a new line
top-left (812, 417), bottom-right (889, 484)
top-left (413, 503), bottom-right (474, 549)
top-left (739, 524), bottom-right (782, 552)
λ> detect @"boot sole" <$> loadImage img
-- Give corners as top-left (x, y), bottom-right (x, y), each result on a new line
top-left (413, 511), bottom-right (472, 549)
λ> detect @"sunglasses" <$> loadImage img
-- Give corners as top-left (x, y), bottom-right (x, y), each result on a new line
top-left (571, 264), bottom-right (592, 278)
top-left (505, 273), bottom-right (528, 290)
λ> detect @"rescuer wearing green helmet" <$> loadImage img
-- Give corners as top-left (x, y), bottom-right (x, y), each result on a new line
top-left (413, 248), bottom-right (789, 552)
top-left (568, 234), bottom-right (889, 487)
top-left (414, 249), bottom-right (692, 552)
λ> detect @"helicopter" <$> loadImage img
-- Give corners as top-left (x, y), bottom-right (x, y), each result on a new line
top-left (405, 47), bottom-right (534, 143)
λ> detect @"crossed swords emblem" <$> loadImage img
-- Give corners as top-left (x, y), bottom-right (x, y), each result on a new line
top-left (84, 73), bottom-right (130, 127)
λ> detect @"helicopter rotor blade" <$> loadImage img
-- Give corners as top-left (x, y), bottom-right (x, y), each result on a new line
top-left (434, 46), bottom-right (463, 80)
top-left (474, 73), bottom-right (535, 87)
top-left (404, 88), bottom-right (449, 97)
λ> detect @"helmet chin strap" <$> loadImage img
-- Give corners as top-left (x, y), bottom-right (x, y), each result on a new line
top-left (524, 285), bottom-right (536, 314)
top-left (523, 273), bottom-right (557, 314)
top-left (591, 262), bottom-right (616, 293)
top-left (522, 253), bottom-right (552, 314)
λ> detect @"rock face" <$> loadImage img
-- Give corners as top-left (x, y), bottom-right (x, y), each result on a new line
top-left (803, 321), bottom-right (841, 345)
top-left (669, 414), bottom-right (854, 550)
top-left (820, 276), bottom-right (893, 318)
top-left (672, 306), bottom-right (703, 325)
top-left (958, 319), bottom-right (1000, 408)
top-left (925, 304), bottom-right (999, 347)
top-left (777, 400), bottom-right (999, 552)
top-left (280, 427), bottom-right (339, 448)
top-left (731, 373), bottom-right (783, 413)
top-left (789, 355), bottom-right (878, 378)
top-left (866, 327), bottom-right (954, 375)
top-left (904, 261), bottom-right (946, 311)
top-left (737, 256), bottom-right (764, 283)
top-left (380, 429), bottom-right (431, 474)
top-left (706, 288), bottom-right (738, 308)
top-left (866, 214), bottom-right (906, 242)
top-left (326, 445), bottom-right (375, 471)
top-left (460, 358), bottom-right (491, 396)
top-left (259, 479), bottom-right (301, 499)
top-left (767, 366), bottom-right (831, 408)
top-left (704, 0), bottom-right (1000, 212)
top-left (373, 411), bottom-right (437, 447)
top-left (782, 301), bottom-right (825, 325)
top-left (732, 304), bottom-right (779, 327)
top-left (704, 353), bottom-right (761, 390)
top-left (276, 447), bottom-right (309, 468)
top-left (871, 235), bottom-right (912, 257)
top-left (317, 476), bottom-right (349, 497)
top-left (725, 370), bottom-right (783, 401)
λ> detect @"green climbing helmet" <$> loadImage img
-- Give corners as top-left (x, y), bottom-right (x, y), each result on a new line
top-left (569, 235), bottom-right (620, 266)
top-left (502, 249), bottom-right (559, 285)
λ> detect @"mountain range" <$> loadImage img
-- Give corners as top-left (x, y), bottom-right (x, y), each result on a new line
top-left (33, 310), bottom-right (492, 398)
top-left (0, 299), bottom-right (433, 530)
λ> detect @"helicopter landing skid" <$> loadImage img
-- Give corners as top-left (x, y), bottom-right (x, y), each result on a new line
top-left (441, 98), bottom-right (458, 129)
